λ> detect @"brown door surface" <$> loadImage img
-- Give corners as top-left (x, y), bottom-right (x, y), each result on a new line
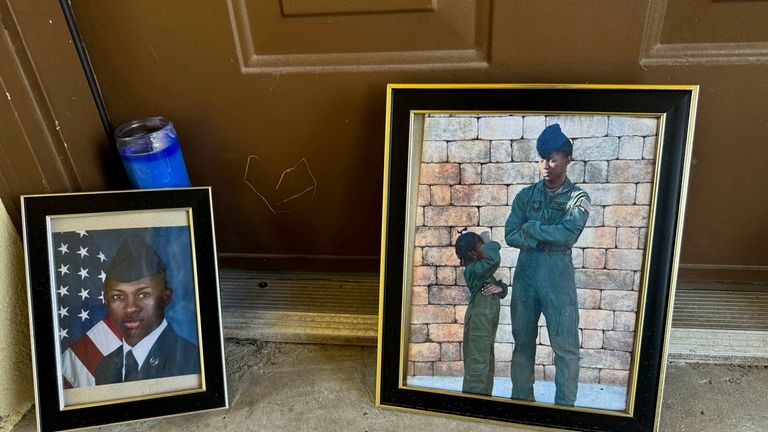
top-left (6, 0), bottom-right (767, 280)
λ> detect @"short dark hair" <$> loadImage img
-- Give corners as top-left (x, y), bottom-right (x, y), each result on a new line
top-left (455, 231), bottom-right (482, 266)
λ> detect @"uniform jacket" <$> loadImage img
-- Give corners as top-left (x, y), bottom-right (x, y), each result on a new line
top-left (505, 178), bottom-right (590, 252)
top-left (95, 323), bottom-right (200, 385)
top-left (503, 177), bottom-right (590, 327)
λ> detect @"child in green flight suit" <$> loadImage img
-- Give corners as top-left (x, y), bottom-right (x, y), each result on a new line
top-left (455, 230), bottom-right (509, 396)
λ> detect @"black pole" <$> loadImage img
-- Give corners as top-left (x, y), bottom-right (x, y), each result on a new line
top-left (58, 0), bottom-right (113, 142)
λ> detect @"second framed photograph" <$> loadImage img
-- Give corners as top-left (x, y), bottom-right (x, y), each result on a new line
top-left (376, 84), bottom-right (698, 431)
top-left (22, 187), bottom-right (227, 431)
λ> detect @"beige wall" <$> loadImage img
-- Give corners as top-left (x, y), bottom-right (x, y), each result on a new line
top-left (0, 200), bottom-right (33, 431)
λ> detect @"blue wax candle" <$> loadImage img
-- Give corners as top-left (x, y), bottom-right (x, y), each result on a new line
top-left (114, 117), bottom-right (191, 189)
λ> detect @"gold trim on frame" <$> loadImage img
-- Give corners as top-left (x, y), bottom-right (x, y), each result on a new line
top-left (375, 85), bottom-right (395, 407)
top-left (388, 83), bottom-right (698, 91)
top-left (376, 84), bottom-right (700, 432)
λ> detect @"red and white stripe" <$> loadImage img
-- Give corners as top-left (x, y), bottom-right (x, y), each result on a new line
top-left (61, 317), bottom-right (122, 388)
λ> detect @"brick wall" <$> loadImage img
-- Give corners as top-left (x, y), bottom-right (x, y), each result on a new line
top-left (407, 114), bottom-right (657, 387)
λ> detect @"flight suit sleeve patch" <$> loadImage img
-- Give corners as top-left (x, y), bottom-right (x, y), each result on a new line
top-left (579, 198), bottom-right (591, 212)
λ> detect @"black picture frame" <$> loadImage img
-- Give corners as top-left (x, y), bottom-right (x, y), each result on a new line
top-left (376, 84), bottom-right (698, 431)
top-left (22, 187), bottom-right (227, 431)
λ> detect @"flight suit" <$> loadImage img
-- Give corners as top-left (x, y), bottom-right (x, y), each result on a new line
top-left (504, 178), bottom-right (590, 405)
top-left (462, 241), bottom-right (508, 396)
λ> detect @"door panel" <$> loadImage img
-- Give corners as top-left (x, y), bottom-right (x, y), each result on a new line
top-left (230, 0), bottom-right (490, 72)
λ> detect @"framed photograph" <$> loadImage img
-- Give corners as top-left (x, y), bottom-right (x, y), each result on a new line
top-left (22, 187), bottom-right (227, 431)
top-left (376, 84), bottom-right (698, 431)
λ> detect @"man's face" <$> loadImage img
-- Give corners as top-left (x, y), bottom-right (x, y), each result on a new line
top-left (538, 151), bottom-right (571, 187)
top-left (104, 273), bottom-right (172, 346)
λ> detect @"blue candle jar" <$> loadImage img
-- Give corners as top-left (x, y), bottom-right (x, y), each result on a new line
top-left (114, 116), bottom-right (191, 189)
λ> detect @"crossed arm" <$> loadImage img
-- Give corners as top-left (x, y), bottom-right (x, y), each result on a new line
top-left (505, 192), bottom-right (590, 249)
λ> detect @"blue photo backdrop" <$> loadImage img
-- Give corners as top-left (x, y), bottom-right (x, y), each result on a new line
top-left (54, 226), bottom-right (198, 352)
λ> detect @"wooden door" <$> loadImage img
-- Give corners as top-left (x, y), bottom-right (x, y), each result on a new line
top-left (4, 0), bottom-right (767, 283)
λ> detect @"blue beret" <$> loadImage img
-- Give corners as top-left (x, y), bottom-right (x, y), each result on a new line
top-left (536, 123), bottom-right (573, 159)
top-left (106, 233), bottom-right (166, 283)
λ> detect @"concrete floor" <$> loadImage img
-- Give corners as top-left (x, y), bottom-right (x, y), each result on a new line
top-left (13, 340), bottom-right (768, 432)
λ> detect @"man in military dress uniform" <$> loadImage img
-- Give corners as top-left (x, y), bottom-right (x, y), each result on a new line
top-left (95, 234), bottom-right (200, 384)
top-left (505, 123), bottom-right (591, 406)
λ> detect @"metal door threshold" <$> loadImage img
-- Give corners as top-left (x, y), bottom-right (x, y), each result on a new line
top-left (672, 284), bottom-right (768, 331)
top-left (668, 282), bottom-right (768, 364)
top-left (220, 269), bottom-right (379, 345)
top-left (219, 270), bottom-right (768, 364)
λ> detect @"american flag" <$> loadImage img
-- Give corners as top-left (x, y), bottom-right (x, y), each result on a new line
top-left (53, 230), bottom-right (121, 388)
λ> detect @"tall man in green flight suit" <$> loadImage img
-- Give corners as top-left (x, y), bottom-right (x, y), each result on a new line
top-left (504, 123), bottom-right (591, 406)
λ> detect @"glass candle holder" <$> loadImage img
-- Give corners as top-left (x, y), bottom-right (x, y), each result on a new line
top-left (114, 116), bottom-right (191, 189)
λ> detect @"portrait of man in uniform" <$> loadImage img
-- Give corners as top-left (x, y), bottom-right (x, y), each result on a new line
top-left (53, 212), bottom-right (204, 406)
top-left (379, 85), bottom-right (697, 431)
top-left (405, 112), bottom-right (658, 412)
top-left (95, 234), bottom-right (200, 384)
top-left (25, 189), bottom-right (227, 429)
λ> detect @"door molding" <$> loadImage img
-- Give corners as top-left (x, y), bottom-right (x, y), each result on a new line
top-left (228, 0), bottom-right (491, 73)
top-left (0, 0), bottom-right (111, 230)
top-left (640, 0), bottom-right (768, 67)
